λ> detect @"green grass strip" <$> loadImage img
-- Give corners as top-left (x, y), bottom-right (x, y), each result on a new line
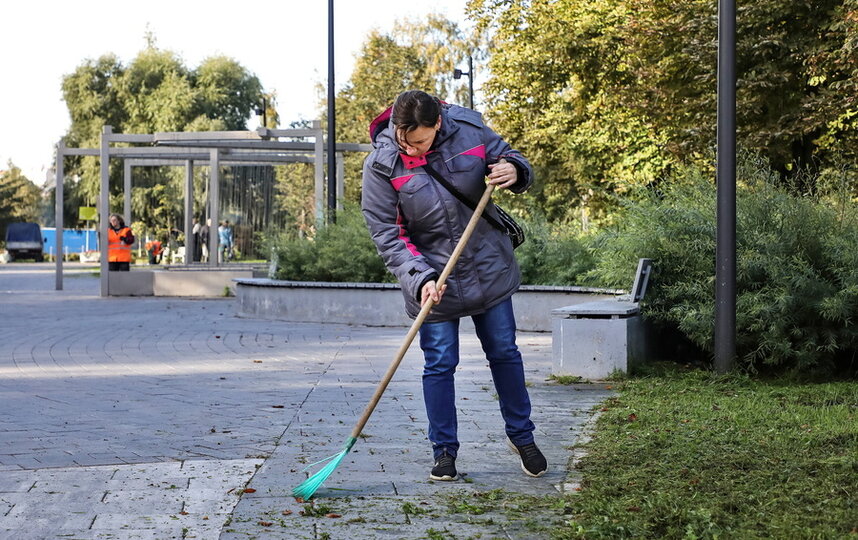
top-left (439, 367), bottom-right (857, 539)
top-left (563, 367), bottom-right (858, 539)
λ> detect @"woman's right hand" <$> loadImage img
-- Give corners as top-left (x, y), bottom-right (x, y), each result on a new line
top-left (421, 280), bottom-right (447, 307)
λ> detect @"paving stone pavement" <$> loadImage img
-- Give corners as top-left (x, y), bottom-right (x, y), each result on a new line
top-left (0, 264), bottom-right (612, 539)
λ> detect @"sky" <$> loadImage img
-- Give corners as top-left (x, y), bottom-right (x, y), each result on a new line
top-left (0, 0), bottom-right (471, 186)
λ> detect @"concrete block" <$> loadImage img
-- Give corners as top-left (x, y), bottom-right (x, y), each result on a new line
top-left (108, 270), bottom-right (154, 296)
top-left (234, 279), bottom-right (623, 332)
top-left (105, 269), bottom-right (254, 297)
top-left (153, 270), bottom-right (252, 296)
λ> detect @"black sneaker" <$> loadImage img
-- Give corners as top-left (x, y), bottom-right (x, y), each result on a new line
top-left (507, 437), bottom-right (548, 477)
top-left (429, 450), bottom-right (459, 481)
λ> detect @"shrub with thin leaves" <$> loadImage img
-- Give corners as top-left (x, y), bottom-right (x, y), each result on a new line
top-left (271, 202), bottom-right (394, 283)
top-left (588, 157), bottom-right (858, 376)
top-left (270, 203), bottom-right (597, 287)
top-left (515, 216), bottom-right (596, 286)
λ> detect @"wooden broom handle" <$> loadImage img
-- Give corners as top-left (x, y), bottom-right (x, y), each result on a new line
top-left (350, 183), bottom-right (496, 439)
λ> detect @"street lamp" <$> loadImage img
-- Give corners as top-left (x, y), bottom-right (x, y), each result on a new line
top-left (255, 96), bottom-right (268, 129)
top-left (453, 55), bottom-right (474, 110)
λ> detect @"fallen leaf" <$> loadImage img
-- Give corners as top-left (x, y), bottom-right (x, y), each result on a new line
top-left (272, 405), bottom-right (284, 408)
top-left (253, 360), bottom-right (263, 363)
top-left (258, 521), bottom-right (273, 527)
top-left (242, 488), bottom-right (257, 494)
top-left (627, 413), bottom-right (638, 422)
top-left (605, 385), bottom-right (613, 390)
top-left (600, 407), bottom-right (609, 412)
top-left (202, 516), bottom-right (209, 520)
top-left (295, 497), bottom-right (306, 503)
top-left (215, 335), bottom-right (221, 339)
top-left (627, 506), bottom-right (642, 512)
top-left (179, 511), bottom-right (189, 515)
top-left (326, 513), bottom-right (342, 518)
top-left (282, 510), bottom-right (293, 516)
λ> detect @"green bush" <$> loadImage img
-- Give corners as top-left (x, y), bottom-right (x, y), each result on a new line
top-left (270, 203), bottom-right (596, 287)
top-left (271, 202), bottom-right (394, 283)
top-left (588, 157), bottom-right (858, 376)
top-left (515, 216), bottom-right (596, 286)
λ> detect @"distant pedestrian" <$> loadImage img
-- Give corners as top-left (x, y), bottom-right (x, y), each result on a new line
top-left (145, 240), bottom-right (163, 265)
top-left (107, 214), bottom-right (134, 271)
top-left (218, 220), bottom-right (234, 263)
top-left (192, 218), bottom-right (202, 262)
top-left (200, 219), bottom-right (210, 262)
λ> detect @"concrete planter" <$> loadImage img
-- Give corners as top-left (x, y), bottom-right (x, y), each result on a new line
top-left (234, 278), bottom-right (623, 332)
top-left (107, 267), bottom-right (257, 296)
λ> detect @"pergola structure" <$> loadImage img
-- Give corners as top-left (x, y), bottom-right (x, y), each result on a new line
top-left (53, 123), bottom-right (371, 296)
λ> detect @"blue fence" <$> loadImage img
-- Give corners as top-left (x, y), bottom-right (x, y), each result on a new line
top-left (41, 228), bottom-right (98, 256)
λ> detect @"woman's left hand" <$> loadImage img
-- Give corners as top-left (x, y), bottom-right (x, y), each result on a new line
top-left (487, 159), bottom-right (517, 190)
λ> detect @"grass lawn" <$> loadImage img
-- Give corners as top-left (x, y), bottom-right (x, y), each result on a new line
top-left (444, 366), bottom-right (857, 539)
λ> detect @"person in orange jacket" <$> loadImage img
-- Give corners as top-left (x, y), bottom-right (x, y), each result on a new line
top-left (107, 214), bottom-right (134, 271)
top-left (145, 240), bottom-right (163, 265)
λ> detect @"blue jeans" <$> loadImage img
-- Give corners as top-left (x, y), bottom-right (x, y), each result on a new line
top-left (419, 297), bottom-right (535, 459)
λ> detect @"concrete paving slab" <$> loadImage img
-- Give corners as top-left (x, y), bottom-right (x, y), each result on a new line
top-left (0, 264), bottom-right (613, 538)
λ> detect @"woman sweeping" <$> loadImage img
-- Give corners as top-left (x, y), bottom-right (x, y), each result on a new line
top-left (361, 90), bottom-right (547, 481)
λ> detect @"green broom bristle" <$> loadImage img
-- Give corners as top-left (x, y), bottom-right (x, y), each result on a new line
top-left (292, 437), bottom-right (357, 500)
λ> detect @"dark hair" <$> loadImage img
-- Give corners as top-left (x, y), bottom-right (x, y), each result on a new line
top-left (391, 90), bottom-right (441, 134)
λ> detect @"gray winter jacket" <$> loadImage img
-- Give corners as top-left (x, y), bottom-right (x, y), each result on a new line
top-left (361, 103), bottom-right (533, 322)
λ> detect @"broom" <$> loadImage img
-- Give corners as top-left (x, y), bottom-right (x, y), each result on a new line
top-left (293, 182), bottom-right (497, 499)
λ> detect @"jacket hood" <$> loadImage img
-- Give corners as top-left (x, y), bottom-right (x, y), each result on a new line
top-left (369, 106), bottom-right (393, 144)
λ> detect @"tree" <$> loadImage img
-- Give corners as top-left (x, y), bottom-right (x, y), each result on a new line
top-left (59, 42), bottom-right (266, 233)
top-left (615, 0), bottom-right (857, 178)
top-left (0, 162), bottom-right (42, 241)
top-left (193, 56), bottom-right (264, 131)
top-left (333, 14), bottom-right (479, 203)
top-left (469, 0), bottom-right (858, 221)
top-left (468, 0), bottom-right (667, 223)
top-left (118, 48), bottom-right (195, 134)
top-left (258, 15), bottom-right (479, 230)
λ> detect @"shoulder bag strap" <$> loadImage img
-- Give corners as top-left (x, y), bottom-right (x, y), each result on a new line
top-left (422, 157), bottom-right (507, 234)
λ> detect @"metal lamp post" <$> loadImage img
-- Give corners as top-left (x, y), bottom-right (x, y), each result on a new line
top-left (327, 0), bottom-right (337, 224)
top-left (453, 55), bottom-right (474, 110)
top-left (715, 0), bottom-right (737, 373)
top-left (255, 96), bottom-right (268, 129)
